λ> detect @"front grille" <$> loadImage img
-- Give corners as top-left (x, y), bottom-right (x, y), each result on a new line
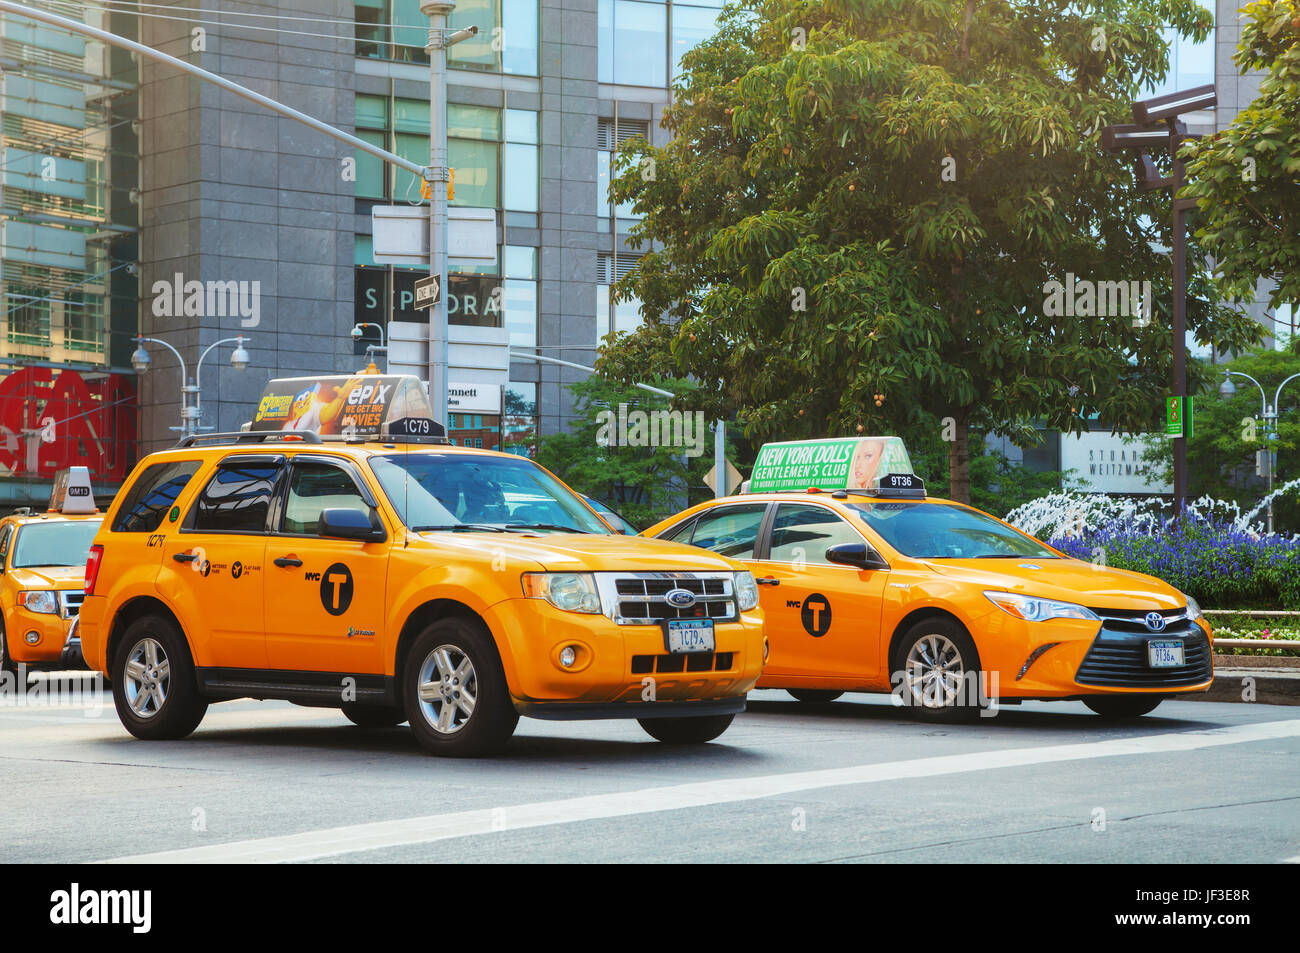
top-left (632, 652), bottom-right (734, 675)
top-left (1088, 606), bottom-right (1188, 633)
top-left (602, 572), bottom-right (736, 625)
top-left (59, 590), bottom-right (85, 619)
top-left (1075, 623), bottom-right (1211, 688)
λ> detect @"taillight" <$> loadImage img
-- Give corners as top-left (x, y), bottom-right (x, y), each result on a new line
top-left (85, 544), bottom-right (103, 596)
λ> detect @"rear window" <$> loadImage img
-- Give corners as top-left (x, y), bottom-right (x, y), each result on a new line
top-left (111, 461), bottom-right (201, 533)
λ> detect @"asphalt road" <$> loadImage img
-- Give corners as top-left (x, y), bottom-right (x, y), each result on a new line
top-left (2, 676), bottom-right (1296, 864)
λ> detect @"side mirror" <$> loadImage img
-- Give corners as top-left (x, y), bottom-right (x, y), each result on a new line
top-left (319, 507), bottom-right (386, 542)
top-left (825, 542), bottom-right (887, 571)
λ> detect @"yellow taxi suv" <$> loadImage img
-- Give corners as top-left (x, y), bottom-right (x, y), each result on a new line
top-left (0, 467), bottom-right (102, 681)
top-left (644, 437), bottom-right (1212, 722)
top-left (78, 374), bottom-right (765, 757)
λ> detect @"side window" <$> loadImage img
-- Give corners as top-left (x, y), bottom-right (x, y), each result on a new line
top-left (769, 504), bottom-right (865, 565)
top-left (282, 461), bottom-right (371, 536)
top-left (657, 517), bottom-right (696, 543)
top-left (190, 459), bottom-right (283, 534)
top-left (684, 504), bottom-right (767, 560)
top-left (111, 460), bottom-right (202, 533)
top-left (0, 524), bottom-right (12, 566)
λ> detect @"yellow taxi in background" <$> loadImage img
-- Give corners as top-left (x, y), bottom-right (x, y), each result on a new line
top-left (78, 374), bottom-right (765, 757)
top-left (0, 467), bottom-right (102, 680)
top-left (644, 438), bottom-right (1212, 721)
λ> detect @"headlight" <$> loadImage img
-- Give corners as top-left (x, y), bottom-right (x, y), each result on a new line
top-left (1183, 593), bottom-right (1203, 621)
top-left (521, 572), bottom-right (602, 614)
top-left (18, 590), bottom-right (58, 614)
top-left (984, 591), bottom-right (1099, 622)
top-left (734, 571), bottom-right (759, 611)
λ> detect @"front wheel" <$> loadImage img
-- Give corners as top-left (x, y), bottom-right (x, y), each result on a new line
top-left (402, 617), bottom-right (518, 757)
top-left (1083, 695), bottom-right (1163, 718)
top-left (894, 618), bottom-right (984, 723)
top-left (111, 614), bottom-right (207, 740)
top-left (638, 714), bottom-right (734, 744)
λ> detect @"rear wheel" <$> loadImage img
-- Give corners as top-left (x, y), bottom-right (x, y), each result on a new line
top-left (895, 618), bottom-right (984, 723)
top-left (1083, 695), bottom-right (1163, 718)
top-left (111, 614), bottom-right (207, 740)
top-left (402, 617), bottom-right (518, 757)
top-left (638, 714), bottom-right (734, 744)
top-left (342, 703), bottom-right (407, 728)
top-left (787, 689), bottom-right (843, 705)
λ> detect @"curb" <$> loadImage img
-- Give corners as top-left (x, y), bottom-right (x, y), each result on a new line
top-left (1184, 667), bottom-right (1300, 706)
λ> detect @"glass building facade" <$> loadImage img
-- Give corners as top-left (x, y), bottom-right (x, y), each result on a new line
top-left (0, 3), bottom-right (140, 505)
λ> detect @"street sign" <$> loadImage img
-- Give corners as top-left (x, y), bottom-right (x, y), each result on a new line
top-left (1165, 396), bottom-right (1194, 438)
top-left (371, 205), bottom-right (497, 267)
top-left (413, 275), bottom-right (441, 310)
top-left (704, 460), bottom-right (743, 496)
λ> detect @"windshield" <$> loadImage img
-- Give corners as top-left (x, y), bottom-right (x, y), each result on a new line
top-left (369, 453), bottom-right (611, 534)
top-left (11, 520), bottom-right (102, 569)
top-left (847, 502), bottom-right (1057, 559)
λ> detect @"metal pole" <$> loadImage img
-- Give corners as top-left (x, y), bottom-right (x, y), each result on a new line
top-left (423, 1), bottom-right (455, 426)
top-left (194, 336), bottom-right (247, 431)
top-left (509, 351), bottom-right (674, 398)
top-left (714, 420), bottom-right (726, 498)
top-left (136, 336), bottom-right (190, 435)
top-left (1170, 120), bottom-right (1188, 514)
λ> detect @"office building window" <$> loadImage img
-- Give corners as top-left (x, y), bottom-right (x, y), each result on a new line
top-left (356, 0), bottom-right (538, 76)
top-left (597, 118), bottom-right (649, 231)
top-left (504, 382), bottom-right (538, 457)
top-left (1146, 19), bottom-right (1215, 97)
top-left (596, 254), bottom-right (645, 342)
top-left (671, 0), bottom-right (725, 79)
top-left (599, 0), bottom-right (668, 87)
top-left (4, 289), bottom-right (50, 347)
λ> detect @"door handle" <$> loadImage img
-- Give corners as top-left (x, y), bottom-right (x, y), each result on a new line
top-left (274, 556), bottom-right (303, 568)
top-left (755, 576), bottom-right (780, 586)
top-left (172, 552), bottom-right (198, 563)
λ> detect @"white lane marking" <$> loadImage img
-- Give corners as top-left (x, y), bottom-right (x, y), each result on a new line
top-left (100, 719), bottom-right (1300, 864)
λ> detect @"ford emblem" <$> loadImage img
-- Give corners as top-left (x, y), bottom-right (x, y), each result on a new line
top-left (665, 588), bottom-right (697, 609)
top-left (1144, 611), bottom-right (1167, 632)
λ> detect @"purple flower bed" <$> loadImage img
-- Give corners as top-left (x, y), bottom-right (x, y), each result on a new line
top-left (1048, 516), bottom-right (1300, 610)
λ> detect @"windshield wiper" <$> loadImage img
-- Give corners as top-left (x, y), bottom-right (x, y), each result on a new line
top-left (503, 522), bottom-right (592, 534)
top-left (411, 523), bottom-right (509, 533)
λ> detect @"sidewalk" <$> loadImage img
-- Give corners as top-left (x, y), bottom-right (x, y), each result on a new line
top-left (1185, 656), bottom-right (1300, 706)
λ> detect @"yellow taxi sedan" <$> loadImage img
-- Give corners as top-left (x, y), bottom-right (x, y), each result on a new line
top-left (643, 438), bottom-right (1212, 721)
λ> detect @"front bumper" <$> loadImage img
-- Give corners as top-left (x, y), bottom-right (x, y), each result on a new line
top-left (489, 597), bottom-right (765, 707)
top-left (3, 606), bottom-right (75, 665)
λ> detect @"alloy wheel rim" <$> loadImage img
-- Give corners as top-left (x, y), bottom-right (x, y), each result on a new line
top-left (417, 644), bottom-right (477, 734)
top-left (124, 637), bottom-right (170, 718)
top-left (904, 634), bottom-right (964, 708)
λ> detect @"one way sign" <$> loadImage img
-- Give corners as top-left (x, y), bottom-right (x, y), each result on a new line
top-left (414, 275), bottom-right (441, 310)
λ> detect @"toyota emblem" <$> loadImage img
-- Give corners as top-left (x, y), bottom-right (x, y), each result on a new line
top-left (1144, 611), bottom-right (1167, 632)
top-left (665, 588), bottom-right (697, 609)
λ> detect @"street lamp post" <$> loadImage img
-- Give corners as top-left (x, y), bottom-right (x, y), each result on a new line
top-left (351, 322), bottom-right (388, 371)
top-left (132, 335), bottom-right (251, 436)
top-left (1101, 84), bottom-right (1217, 514)
top-left (1219, 370), bottom-right (1300, 533)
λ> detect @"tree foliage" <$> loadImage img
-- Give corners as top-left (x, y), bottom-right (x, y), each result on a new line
top-left (598, 0), bottom-right (1263, 502)
top-left (1183, 0), bottom-right (1300, 312)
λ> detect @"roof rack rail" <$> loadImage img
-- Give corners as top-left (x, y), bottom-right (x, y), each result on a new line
top-left (326, 433), bottom-right (451, 446)
top-left (174, 431), bottom-right (324, 448)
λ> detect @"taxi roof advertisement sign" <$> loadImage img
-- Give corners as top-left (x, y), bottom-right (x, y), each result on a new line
top-left (748, 437), bottom-right (914, 493)
top-left (250, 374), bottom-right (444, 437)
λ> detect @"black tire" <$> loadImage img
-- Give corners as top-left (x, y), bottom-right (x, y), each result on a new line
top-left (0, 623), bottom-right (22, 686)
top-left (1083, 695), bottom-right (1163, 718)
top-left (401, 616), bottom-right (518, 757)
top-left (111, 614), bottom-right (208, 740)
top-left (342, 703), bottom-right (407, 728)
top-left (638, 713), bottom-right (735, 744)
top-left (893, 617), bottom-right (985, 723)
top-left (787, 689), bottom-right (844, 704)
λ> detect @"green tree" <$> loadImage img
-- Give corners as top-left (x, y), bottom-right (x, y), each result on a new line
top-left (1183, 0), bottom-right (1300, 312)
top-left (1143, 349), bottom-right (1300, 530)
top-left (598, 0), bottom-right (1263, 503)
top-left (534, 376), bottom-right (721, 528)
